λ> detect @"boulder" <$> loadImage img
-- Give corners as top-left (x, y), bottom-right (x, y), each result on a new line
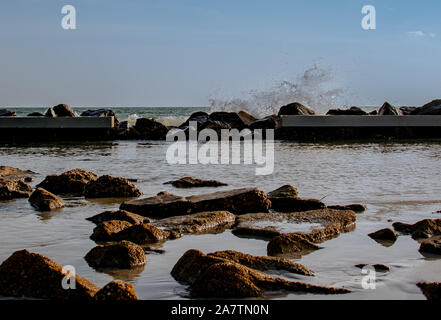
top-left (411, 100), bottom-right (441, 115)
top-left (355, 264), bottom-right (390, 272)
top-left (0, 109), bottom-right (17, 117)
top-left (209, 250), bottom-right (314, 276)
top-left (326, 106), bottom-right (367, 115)
top-left (0, 249), bottom-right (99, 300)
top-left (399, 106), bottom-right (417, 115)
top-left (130, 118), bottom-right (168, 140)
top-left (80, 109), bottom-right (118, 123)
top-left (86, 209), bottom-right (151, 225)
top-left (0, 178), bottom-right (33, 200)
top-left (392, 219), bottom-right (441, 239)
top-left (85, 241), bottom-right (146, 269)
top-left (178, 111), bottom-right (209, 130)
top-left (84, 175), bottom-right (142, 198)
top-left (164, 176), bottom-right (228, 188)
top-left (267, 184), bottom-right (298, 198)
top-left (368, 228), bottom-right (397, 243)
top-left (249, 115), bottom-right (281, 130)
top-left (53, 104), bottom-right (77, 117)
top-left (94, 281), bottom-right (139, 300)
top-left (152, 211), bottom-right (236, 236)
top-left (0, 166), bottom-right (35, 178)
top-left (171, 249), bottom-right (349, 298)
top-left (90, 220), bottom-right (133, 242)
top-left (266, 185), bottom-right (325, 212)
top-left (28, 188), bottom-right (65, 211)
top-left (237, 111), bottom-right (257, 126)
top-left (198, 120), bottom-right (232, 137)
top-left (417, 282), bottom-right (441, 300)
top-left (278, 102), bottom-right (315, 116)
top-left (27, 112), bottom-right (44, 117)
top-left (113, 224), bottom-right (171, 245)
top-left (120, 188), bottom-right (271, 218)
top-left (419, 239), bottom-right (441, 256)
top-left (36, 169), bottom-right (98, 196)
top-left (45, 108), bottom-right (56, 117)
top-left (327, 204), bottom-right (367, 213)
top-left (209, 112), bottom-right (247, 130)
top-left (378, 102), bottom-right (401, 115)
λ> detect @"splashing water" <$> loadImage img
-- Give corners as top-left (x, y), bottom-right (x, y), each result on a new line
top-left (209, 65), bottom-right (345, 117)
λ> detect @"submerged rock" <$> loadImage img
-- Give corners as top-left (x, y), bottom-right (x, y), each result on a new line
top-left (326, 106), bottom-right (367, 115)
top-left (0, 178), bottom-right (33, 200)
top-left (90, 220), bottom-right (133, 242)
top-left (171, 249), bottom-right (349, 298)
top-left (278, 102), bottom-right (315, 116)
top-left (0, 249), bottom-right (99, 300)
top-left (392, 219), bottom-right (441, 239)
top-left (419, 239), bottom-right (441, 256)
top-left (120, 188), bottom-right (271, 218)
top-left (327, 204), bottom-right (367, 213)
top-left (0, 109), bottom-right (17, 117)
top-left (94, 281), bottom-right (139, 301)
top-left (164, 176), bottom-right (228, 188)
top-left (152, 211), bottom-right (236, 236)
top-left (28, 187), bottom-right (65, 211)
top-left (86, 209), bottom-right (151, 225)
top-left (417, 282), bottom-right (441, 300)
top-left (85, 241), bottom-right (146, 269)
top-left (368, 228), bottom-right (398, 243)
top-left (84, 175), bottom-right (142, 198)
top-left (267, 234), bottom-right (322, 257)
top-left (355, 264), bottom-right (390, 272)
top-left (53, 104), bottom-right (77, 117)
top-left (36, 169), bottom-right (98, 196)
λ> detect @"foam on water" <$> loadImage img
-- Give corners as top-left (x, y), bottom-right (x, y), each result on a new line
top-left (208, 65), bottom-right (346, 117)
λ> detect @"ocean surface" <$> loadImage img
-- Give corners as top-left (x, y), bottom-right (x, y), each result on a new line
top-left (0, 107), bottom-right (440, 300)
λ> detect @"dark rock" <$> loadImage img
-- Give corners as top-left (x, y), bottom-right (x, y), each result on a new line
top-left (411, 100), bottom-right (441, 115)
top-left (178, 111), bottom-right (209, 130)
top-left (327, 204), bottom-right (367, 213)
top-left (0, 109), bottom-right (17, 117)
top-left (369, 110), bottom-right (378, 115)
top-left (90, 220), bottom-right (133, 242)
top-left (267, 185), bottom-right (298, 198)
top-left (198, 120), bottom-right (231, 137)
top-left (85, 240), bottom-right (146, 269)
top-left (271, 198), bottom-right (325, 212)
top-left (36, 169), bottom-right (98, 196)
top-left (94, 281), bottom-right (139, 300)
top-left (0, 178), bottom-right (33, 200)
top-left (378, 102), bottom-right (401, 115)
top-left (249, 115), bottom-right (281, 130)
top-left (152, 211), bottom-right (236, 236)
top-left (164, 176), bottom-right (227, 188)
top-left (0, 166), bottom-right (35, 178)
top-left (45, 108), bottom-right (56, 117)
top-left (267, 234), bottom-right (322, 257)
top-left (393, 219), bottom-right (441, 239)
top-left (28, 188), bottom-right (65, 211)
top-left (120, 188), bottom-right (271, 218)
top-left (53, 104), bottom-right (76, 117)
top-left (278, 102), bottom-right (315, 116)
top-left (171, 249), bottom-right (349, 298)
top-left (392, 221), bottom-right (414, 234)
top-left (84, 175), bottom-right (142, 198)
top-left (0, 249), bottom-right (99, 300)
top-left (208, 250), bottom-right (314, 276)
top-left (237, 111), bottom-right (257, 126)
top-left (419, 239), bottom-right (441, 255)
top-left (114, 224), bottom-right (170, 245)
top-left (355, 264), bottom-right (390, 272)
top-left (399, 106), bottom-right (417, 115)
top-left (326, 106), bottom-right (367, 115)
top-left (209, 112), bottom-right (247, 130)
top-left (27, 112), bottom-right (44, 117)
top-left (80, 109), bottom-right (118, 123)
top-left (86, 209), bottom-right (151, 225)
top-left (130, 118), bottom-right (168, 140)
top-left (417, 282), bottom-right (441, 300)
top-left (368, 228), bottom-right (397, 242)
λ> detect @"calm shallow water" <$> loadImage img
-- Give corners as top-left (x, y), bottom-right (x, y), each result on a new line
top-left (1, 140), bottom-right (441, 300)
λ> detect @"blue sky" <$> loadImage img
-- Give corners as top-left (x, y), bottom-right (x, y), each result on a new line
top-left (0, 0), bottom-right (440, 108)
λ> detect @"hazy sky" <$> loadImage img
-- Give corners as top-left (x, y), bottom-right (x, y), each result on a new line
top-left (0, 0), bottom-right (440, 108)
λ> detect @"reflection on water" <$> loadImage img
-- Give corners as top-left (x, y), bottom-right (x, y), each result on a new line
top-left (0, 140), bottom-right (441, 299)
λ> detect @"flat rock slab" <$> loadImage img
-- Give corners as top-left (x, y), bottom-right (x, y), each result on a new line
top-left (84, 175), bottom-right (142, 198)
top-left (120, 188), bottom-right (271, 218)
top-left (164, 176), bottom-right (228, 188)
top-left (0, 166), bottom-right (35, 178)
top-left (152, 211), bottom-right (236, 236)
top-left (171, 249), bottom-right (349, 298)
top-left (86, 209), bottom-right (152, 225)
